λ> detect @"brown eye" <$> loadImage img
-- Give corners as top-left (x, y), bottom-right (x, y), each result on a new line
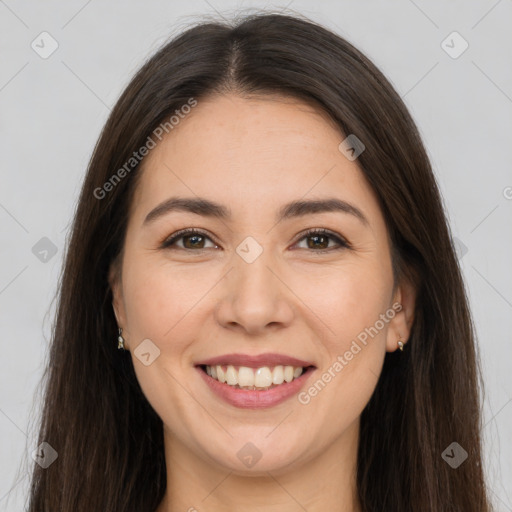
top-left (295, 229), bottom-right (349, 253)
top-left (160, 229), bottom-right (217, 250)
top-left (306, 233), bottom-right (329, 250)
top-left (183, 234), bottom-right (208, 249)
top-left (160, 228), bottom-right (349, 253)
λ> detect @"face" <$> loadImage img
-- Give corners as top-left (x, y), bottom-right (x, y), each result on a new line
top-left (109, 93), bottom-right (414, 475)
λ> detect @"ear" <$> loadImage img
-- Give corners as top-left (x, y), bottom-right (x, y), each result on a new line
top-left (108, 258), bottom-right (129, 348)
top-left (385, 276), bottom-right (416, 352)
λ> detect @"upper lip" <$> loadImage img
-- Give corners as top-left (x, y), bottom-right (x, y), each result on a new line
top-left (195, 353), bottom-right (316, 368)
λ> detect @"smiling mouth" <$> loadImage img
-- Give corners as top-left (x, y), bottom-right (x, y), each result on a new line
top-left (198, 364), bottom-right (316, 390)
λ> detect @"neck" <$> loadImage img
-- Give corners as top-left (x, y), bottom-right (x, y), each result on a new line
top-left (157, 419), bottom-right (362, 512)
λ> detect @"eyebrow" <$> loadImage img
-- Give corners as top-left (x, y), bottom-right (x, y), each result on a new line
top-left (143, 196), bottom-right (369, 227)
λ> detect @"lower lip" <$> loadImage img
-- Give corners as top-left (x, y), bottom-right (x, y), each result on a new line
top-left (196, 366), bottom-right (316, 409)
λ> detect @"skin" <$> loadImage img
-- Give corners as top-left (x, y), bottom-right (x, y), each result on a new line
top-left (109, 93), bottom-right (416, 512)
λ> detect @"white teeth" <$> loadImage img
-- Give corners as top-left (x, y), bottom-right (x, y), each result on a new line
top-left (205, 364), bottom-right (307, 389)
top-left (238, 366), bottom-right (254, 387)
top-left (225, 365), bottom-right (238, 386)
top-left (217, 366), bottom-right (226, 383)
top-left (284, 366), bottom-right (294, 383)
top-left (272, 365), bottom-right (284, 385)
top-left (254, 367), bottom-right (273, 387)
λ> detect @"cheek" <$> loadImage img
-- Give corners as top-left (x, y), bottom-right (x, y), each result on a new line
top-left (122, 255), bottom-right (211, 345)
top-left (294, 261), bottom-right (391, 408)
top-left (120, 258), bottom-right (209, 434)
top-left (123, 250), bottom-right (393, 358)
top-left (294, 259), bottom-right (393, 342)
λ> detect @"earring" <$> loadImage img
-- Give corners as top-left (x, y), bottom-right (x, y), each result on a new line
top-left (397, 334), bottom-right (404, 352)
top-left (117, 327), bottom-right (125, 350)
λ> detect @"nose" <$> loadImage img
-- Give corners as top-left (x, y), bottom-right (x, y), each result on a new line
top-left (215, 249), bottom-right (294, 336)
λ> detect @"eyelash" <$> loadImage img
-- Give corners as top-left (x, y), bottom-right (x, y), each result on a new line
top-left (159, 228), bottom-right (350, 253)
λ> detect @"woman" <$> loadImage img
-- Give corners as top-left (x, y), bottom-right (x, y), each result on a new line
top-left (27, 11), bottom-right (492, 512)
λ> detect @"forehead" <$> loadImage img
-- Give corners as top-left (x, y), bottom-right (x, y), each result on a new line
top-left (130, 93), bottom-right (381, 228)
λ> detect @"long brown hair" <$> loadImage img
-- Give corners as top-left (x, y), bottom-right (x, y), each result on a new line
top-left (25, 11), bottom-right (492, 511)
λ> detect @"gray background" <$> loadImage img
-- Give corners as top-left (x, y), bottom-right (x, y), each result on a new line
top-left (1, 0), bottom-right (511, 510)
